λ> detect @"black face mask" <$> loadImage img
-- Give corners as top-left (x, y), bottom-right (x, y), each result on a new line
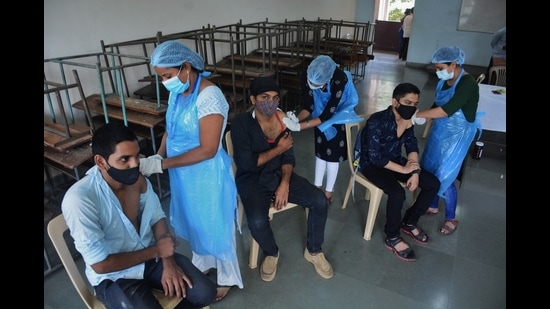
top-left (106, 161), bottom-right (139, 185)
top-left (396, 104), bottom-right (416, 120)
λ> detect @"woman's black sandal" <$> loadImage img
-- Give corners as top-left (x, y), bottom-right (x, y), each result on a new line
top-left (384, 236), bottom-right (416, 262)
top-left (400, 222), bottom-right (430, 245)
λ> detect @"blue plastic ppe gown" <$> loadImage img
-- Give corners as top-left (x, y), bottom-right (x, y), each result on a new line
top-left (312, 70), bottom-right (360, 140)
top-left (165, 75), bottom-right (237, 261)
top-left (420, 68), bottom-right (483, 198)
top-left (317, 109), bottom-right (364, 134)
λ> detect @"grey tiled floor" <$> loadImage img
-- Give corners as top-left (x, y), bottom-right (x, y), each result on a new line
top-left (44, 51), bottom-right (506, 309)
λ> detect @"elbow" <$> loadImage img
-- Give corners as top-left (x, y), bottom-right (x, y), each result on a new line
top-left (91, 262), bottom-right (109, 274)
top-left (203, 148), bottom-right (217, 159)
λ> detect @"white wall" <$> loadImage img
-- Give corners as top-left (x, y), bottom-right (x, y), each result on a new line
top-left (44, 0), bottom-right (357, 59)
top-left (407, 0), bottom-right (505, 68)
top-left (44, 0), bottom-right (358, 105)
top-left (45, 0), bottom-right (505, 88)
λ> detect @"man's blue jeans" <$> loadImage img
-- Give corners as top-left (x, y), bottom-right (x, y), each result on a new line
top-left (94, 254), bottom-right (216, 309)
top-left (238, 172), bottom-right (329, 256)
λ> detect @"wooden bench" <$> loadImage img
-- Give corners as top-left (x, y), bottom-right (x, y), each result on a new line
top-left (73, 94), bottom-right (166, 131)
top-left (44, 142), bottom-right (93, 182)
top-left (319, 38), bottom-right (372, 50)
top-left (44, 69), bottom-right (95, 152)
top-left (227, 52), bottom-right (303, 69)
top-left (275, 46), bottom-right (333, 59)
top-left (205, 58), bottom-right (276, 78)
top-left (44, 122), bottom-right (93, 152)
top-left (100, 95), bottom-right (167, 116)
top-left (44, 141), bottom-right (94, 209)
top-left (134, 83), bottom-right (170, 101)
top-left (134, 74), bottom-right (223, 101)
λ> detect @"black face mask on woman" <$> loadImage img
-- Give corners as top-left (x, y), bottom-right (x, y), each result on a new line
top-left (396, 104), bottom-right (416, 120)
top-left (106, 161), bottom-right (139, 185)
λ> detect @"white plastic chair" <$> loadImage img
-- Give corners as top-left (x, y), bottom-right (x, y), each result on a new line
top-left (475, 73), bottom-right (485, 84)
top-left (488, 66), bottom-right (506, 86)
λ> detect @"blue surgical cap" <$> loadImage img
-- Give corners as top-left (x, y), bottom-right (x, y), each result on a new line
top-left (150, 40), bottom-right (205, 70)
top-left (307, 55), bottom-right (339, 85)
top-left (431, 46), bottom-right (465, 65)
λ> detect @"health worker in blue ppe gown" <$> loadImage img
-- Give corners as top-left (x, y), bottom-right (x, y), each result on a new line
top-left (284, 55), bottom-right (361, 205)
top-left (138, 40), bottom-right (243, 302)
top-left (415, 46), bottom-right (483, 237)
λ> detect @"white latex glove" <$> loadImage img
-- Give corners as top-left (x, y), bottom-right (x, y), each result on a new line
top-left (411, 112), bottom-right (426, 125)
top-left (282, 117), bottom-right (301, 131)
top-left (139, 154), bottom-right (164, 177)
top-left (286, 111), bottom-right (299, 123)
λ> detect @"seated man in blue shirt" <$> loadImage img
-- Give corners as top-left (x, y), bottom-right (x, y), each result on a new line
top-left (61, 122), bottom-right (216, 309)
top-left (230, 77), bottom-right (333, 282)
top-left (358, 82), bottom-right (440, 262)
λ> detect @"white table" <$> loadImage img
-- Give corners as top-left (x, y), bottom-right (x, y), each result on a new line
top-left (478, 84), bottom-right (506, 133)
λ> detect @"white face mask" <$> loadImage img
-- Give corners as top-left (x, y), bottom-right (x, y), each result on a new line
top-left (162, 67), bottom-right (190, 93)
top-left (436, 68), bottom-right (454, 80)
top-left (307, 79), bottom-right (324, 90)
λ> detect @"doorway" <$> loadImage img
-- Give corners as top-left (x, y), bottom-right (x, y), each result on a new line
top-left (373, 0), bottom-right (415, 52)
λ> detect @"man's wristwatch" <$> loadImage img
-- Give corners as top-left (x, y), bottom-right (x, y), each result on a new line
top-left (411, 169), bottom-right (421, 175)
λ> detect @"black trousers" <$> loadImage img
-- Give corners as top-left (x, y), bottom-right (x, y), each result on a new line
top-left (399, 37), bottom-right (410, 60)
top-left (361, 166), bottom-right (440, 239)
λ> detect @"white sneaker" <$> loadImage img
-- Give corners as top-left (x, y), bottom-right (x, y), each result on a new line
top-left (304, 249), bottom-right (333, 279)
top-left (260, 253), bottom-right (279, 282)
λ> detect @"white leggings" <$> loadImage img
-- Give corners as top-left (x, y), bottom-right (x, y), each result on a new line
top-left (314, 157), bottom-right (339, 192)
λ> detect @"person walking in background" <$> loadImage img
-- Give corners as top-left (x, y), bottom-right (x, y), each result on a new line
top-left (358, 83), bottom-right (440, 262)
top-left (399, 7), bottom-right (413, 61)
top-left (62, 122), bottom-right (217, 308)
top-left (483, 26), bottom-right (506, 84)
top-left (139, 40), bottom-right (243, 302)
top-left (415, 46), bottom-right (482, 236)
top-left (397, 8), bottom-right (412, 56)
top-left (231, 77), bottom-right (334, 281)
top-left (284, 55), bottom-right (361, 205)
